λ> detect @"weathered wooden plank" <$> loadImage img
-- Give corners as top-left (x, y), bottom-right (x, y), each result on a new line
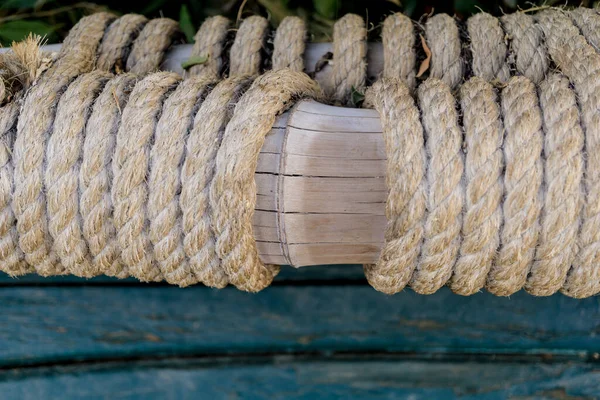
top-left (0, 265), bottom-right (366, 285)
top-left (1, 359), bottom-right (598, 399)
top-left (1, 285), bottom-right (599, 368)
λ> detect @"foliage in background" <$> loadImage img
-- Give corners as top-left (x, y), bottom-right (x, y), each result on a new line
top-left (0, 0), bottom-right (593, 45)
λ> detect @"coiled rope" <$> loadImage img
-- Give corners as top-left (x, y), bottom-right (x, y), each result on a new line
top-left (1, 8), bottom-right (600, 297)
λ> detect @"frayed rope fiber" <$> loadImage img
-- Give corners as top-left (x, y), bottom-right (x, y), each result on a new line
top-left (1, 8), bottom-right (600, 296)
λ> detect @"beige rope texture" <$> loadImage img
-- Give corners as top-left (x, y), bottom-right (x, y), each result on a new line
top-left (3, 8), bottom-right (600, 298)
top-left (188, 16), bottom-right (230, 79)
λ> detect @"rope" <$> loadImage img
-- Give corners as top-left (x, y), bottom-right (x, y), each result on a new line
top-left (3, 7), bottom-right (600, 297)
top-left (425, 14), bottom-right (463, 89)
top-left (96, 14), bottom-right (148, 73)
top-left (126, 18), bottom-right (181, 75)
top-left (188, 16), bottom-right (230, 79)
top-left (330, 14), bottom-right (367, 105)
top-left (381, 13), bottom-right (416, 92)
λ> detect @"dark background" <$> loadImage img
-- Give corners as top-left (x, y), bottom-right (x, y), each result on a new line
top-left (0, 0), bottom-right (590, 45)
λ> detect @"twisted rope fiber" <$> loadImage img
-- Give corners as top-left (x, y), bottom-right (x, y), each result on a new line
top-left (537, 9), bottom-right (600, 298)
top-left (467, 13), bottom-right (511, 83)
top-left (3, 8), bottom-right (600, 297)
top-left (329, 14), bottom-right (367, 105)
top-left (425, 14), bottom-right (463, 89)
top-left (96, 14), bottom-right (148, 73)
top-left (13, 12), bottom-right (115, 276)
top-left (210, 69), bottom-right (323, 292)
top-left (188, 16), bottom-right (230, 79)
top-left (410, 78), bottom-right (464, 294)
top-left (80, 73), bottom-right (137, 278)
top-left (125, 18), bottom-right (182, 75)
top-left (46, 71), bottom-right (111, 277)
top-left (382, 13), bottom-right (416, 92)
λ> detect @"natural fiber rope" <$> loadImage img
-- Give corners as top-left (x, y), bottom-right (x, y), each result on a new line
top-left (148, 76), bottom-right (213, 286)
top-left (363, 78), bottom-right (426, 294)
top-left (425, 14), bottom-right (463, 89)
top-left (46, 71), bottom-right (110, 277)
top-left (487, 76), bottom-right (543, 296)
top-left (467, 13), bottom-right (511, 83)
top-left (188, 16), bottom-right (230, 79)
top-left (381, 13), bottom-right (416, 92)
top-left (450, 77), bottom-right (503, 295)
top-left (112, 71), bottom-right (180, 282)
top-left (13, 12), bottom-right (114, 276)
top-left (5, 7), bottom-right (600, 297)
top-left (181, 76), bottom-right (253, 288)
top-left (210, 69), bottom-right (322, 292)
top-left (410, 78), bottom-right (464, 294)
top-left (229, 16), bottom-right (268, 77)
top-left (80, 73), bottom-right (137, 279)
top-left (96, 14), bottom-right (148, 73)
top-left (570, 8), bottom-right (600, 53)
top-left (537, 9), bottom-right (600, 298)
top-left (272, 16), bottom-right (306, 72)
top-left (330, 14), bottom-right (367, 105)
top-left (126, 18), bottom-right (181, 75)
top-left (501, 12), bottom-right (548, 83)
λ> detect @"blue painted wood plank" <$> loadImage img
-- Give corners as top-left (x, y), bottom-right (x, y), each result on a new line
top-left (1, 359), bottom-right (598, 399)
top-left (0, 264), bottom-right (366, 285)
top-left (1, 285), bottom-right (599, 367)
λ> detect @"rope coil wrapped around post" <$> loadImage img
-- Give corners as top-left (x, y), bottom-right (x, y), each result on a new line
top-left (1, 7), bottom-right (600, 297)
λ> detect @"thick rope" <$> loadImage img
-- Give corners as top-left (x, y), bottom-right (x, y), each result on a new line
top-left (410, 78), bottom-right (464, 294)
top-left (229, 16), bottom-right (268, 77)
top-left (487, 76), bottom-right (543, 296)
top-left (363, 78), bottom-right (426, 294)
top-left (97, 14), bottom-right (148, 73)
top-left (148, 76), bottom-right (213, 286)
top-left (188, 16), bottom-right (230, 79)
top-left (4, 7), bottom-right (600, 298)
top-left (272, 16), bottom-right (306, 72)
top-left (112, 71), bottom-right (180, 282)
top-left (570, 8), bottom-right (600, 53)
top-left (381, 13), bottom-right (416, 92)
top-left (527, 73), bottom-right (584, 296)
top-left (210, 69), bottom-right (322, 292)
top-left (450, 77), bottom-right (503, 295)
top-left (330, 14), bottom-right (367, 105)
top-left (0, 101), bottom-right (28, 276)
top-left (467, 13), bottom-right (510, 83)
top-left (13, 12), bottom-right (114, 276)
top-left (425, 14), bottom-right (463, 89)
top-left (46, 71), bottom-right (110, 277)
top-left (126, 18), bottom-right (181, 75)
top-left (501, 12), bottom-right (548, 84)
top-left (537, 9), bottom-right (600, 298)
top-left (181, 76), bottom-right (253, 288)
top-left (80, 73), bottom-right (137, 279)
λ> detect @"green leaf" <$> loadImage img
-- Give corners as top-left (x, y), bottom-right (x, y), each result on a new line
top-left (181, 55), bottom-right (208, 70)
top-left (0, 20), bottom-right (55, 44)
top-left (313, 0), bottom-right (338, 20)
top-left (350, 86), bottom-right (365, 107)
top-left (179, 4), bottom-right (195, 43)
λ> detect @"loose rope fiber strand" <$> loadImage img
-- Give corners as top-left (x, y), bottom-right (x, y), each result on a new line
top-left (3, 7), bottom-right (600, 297)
